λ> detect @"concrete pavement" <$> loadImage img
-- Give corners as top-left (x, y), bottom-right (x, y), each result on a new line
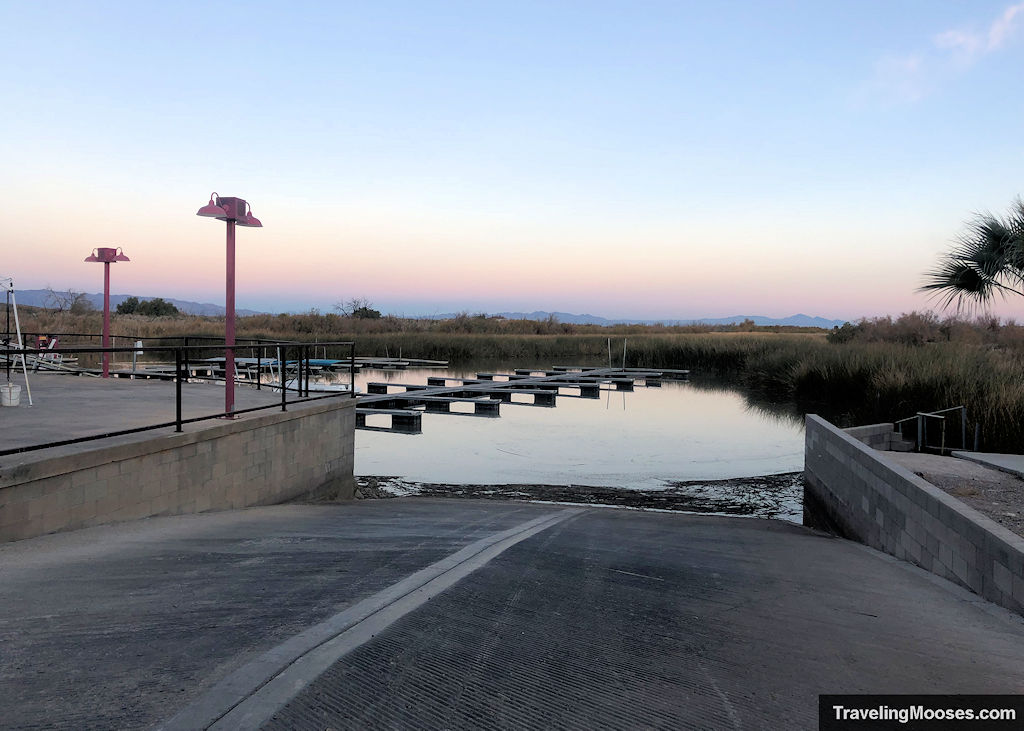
top-left (0, 372), bottom-right (286, 461)
top-left (2, 499), bottom-right (1023, 729)
top-left (955, 450), bottom-right (1024, 479)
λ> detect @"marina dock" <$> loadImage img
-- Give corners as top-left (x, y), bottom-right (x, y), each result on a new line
top-left (356, 366), bottom-right (689, 433)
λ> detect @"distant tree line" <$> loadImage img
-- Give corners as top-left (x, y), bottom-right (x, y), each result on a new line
top-left (115, 296), bottom-right (181, 316)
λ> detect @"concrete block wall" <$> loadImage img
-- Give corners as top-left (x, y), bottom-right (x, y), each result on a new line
top-left (844, 423), bottom-right (898, 450)
top-left (0, 398), bottom-right (355, 543)
top-left (805, 414), bottom-right (1024, 616)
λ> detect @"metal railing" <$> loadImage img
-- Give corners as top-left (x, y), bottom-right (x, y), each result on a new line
top-left (0, 338), bottom-right (356, 457)
top-left (894, 406), bottom-right (971, 454)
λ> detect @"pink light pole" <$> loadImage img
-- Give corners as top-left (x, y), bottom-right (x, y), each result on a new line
top-left (84, 247), bottom-right (130, 378)
top-left (196, 193), bottom-right (262, 416)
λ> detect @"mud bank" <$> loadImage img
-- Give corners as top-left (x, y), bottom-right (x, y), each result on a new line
top-left (354, 472), bottom-right (804, 522)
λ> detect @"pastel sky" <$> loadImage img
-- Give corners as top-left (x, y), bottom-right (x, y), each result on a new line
top-left (2, 1), bottom-right (1024, 320)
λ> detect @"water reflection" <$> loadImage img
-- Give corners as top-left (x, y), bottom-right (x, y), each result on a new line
top-left (353, 366), bottom-right (804, 491)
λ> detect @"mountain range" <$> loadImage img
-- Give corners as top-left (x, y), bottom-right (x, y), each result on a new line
top-left (10, 290), bottom-right (847, 328)
top-left (426, 311), bottom-right (848, 328)
top-left (12, 290), bottom-right (263, 317)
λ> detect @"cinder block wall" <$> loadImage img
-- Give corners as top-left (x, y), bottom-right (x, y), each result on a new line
top-left (805, 414), bottom-right (1024, 615)
top-left (0, 398), bottom-right (356, 543)
top-left (843, 423), bottom-right (896, 450)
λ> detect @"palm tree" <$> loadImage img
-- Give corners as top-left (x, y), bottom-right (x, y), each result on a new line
top-left (921, 199), bottom-right (1024, 310)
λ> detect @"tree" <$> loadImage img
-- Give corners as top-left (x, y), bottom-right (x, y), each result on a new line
top-left (45, 288), bottom-right (94, 313)
top-left (921, 199), bottom-right (1024, 310)
top-left (116, 296), bottom-right (180, 316)
top-left (115, 296), bottom-right (140, 314)
top-left (335, 296), bottom-right (381, 319)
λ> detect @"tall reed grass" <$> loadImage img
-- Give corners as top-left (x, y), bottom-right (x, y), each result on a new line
top-left (16, 309), bottom-right (1024, 453)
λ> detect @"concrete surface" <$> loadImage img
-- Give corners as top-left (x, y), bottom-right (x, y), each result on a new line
top-left (955, 450), bottom-right (1024, 480)
top-left (0, 372), bottom-right (356, 542)
top-left (0, 372), bottom-right (287, 459)
top-left (2, 498), bottom-right (1023, 729)
top-left (885, 451), bottom-right (1024, 538)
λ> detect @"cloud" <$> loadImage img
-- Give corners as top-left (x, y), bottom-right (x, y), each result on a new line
top-left (863, 3), bottom-right (1024, 103)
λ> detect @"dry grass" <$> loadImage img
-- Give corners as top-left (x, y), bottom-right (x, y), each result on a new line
top-left (14, 307), bottom-right (1024, 453)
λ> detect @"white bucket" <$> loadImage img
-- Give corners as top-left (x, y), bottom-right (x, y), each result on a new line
top-left (0, 384), bottom-right (21, 407)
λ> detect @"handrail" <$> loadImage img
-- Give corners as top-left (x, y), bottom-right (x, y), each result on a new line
top-left (892, 405), bottom-right (968, 455)
top-left (0, 338), bottom-right (357, 457)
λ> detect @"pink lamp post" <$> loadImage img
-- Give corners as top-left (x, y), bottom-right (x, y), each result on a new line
top-left (196, 193), bottom-right (262, 416)
top-left (84, 247), bottom-right (130, 378)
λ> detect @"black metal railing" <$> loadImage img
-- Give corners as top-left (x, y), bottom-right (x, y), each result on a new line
top-left (894, 406), bottom-right (971, 454)
top-left (0, 339), bottom-right (356, 457)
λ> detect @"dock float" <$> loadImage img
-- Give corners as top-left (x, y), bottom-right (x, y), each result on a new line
top-left (356, 366), bottom-right (687, 433)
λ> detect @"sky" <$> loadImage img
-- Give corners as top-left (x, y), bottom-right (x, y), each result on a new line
top-left (2, 1), bottom-right (1024, 321)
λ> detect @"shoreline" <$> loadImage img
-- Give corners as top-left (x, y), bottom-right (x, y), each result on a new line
top-left (350, 472), bottom-right (805, 523)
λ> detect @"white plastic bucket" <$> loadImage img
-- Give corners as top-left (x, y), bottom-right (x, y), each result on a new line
top-left (0, 384), bottom-right (21, 407)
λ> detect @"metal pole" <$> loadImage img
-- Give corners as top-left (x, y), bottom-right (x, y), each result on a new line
top-left (183, 336), bottom-right (189, 383)
top-left (961, 407), bottom-right (967, 451)
top-left (4, 285), bottom-right (9, 383)
top-left (350, 342), bottom-right (355, 399)
top-left (256, 348), bottom-right (261, 390)
top-left (280, 345), bottom-right (288, 412)
top-left (175, 347), bottom-right (183, 432)
top-left (102, 261), bottom-right (111, 378)
top-left (225, 218), bottom-right (236, 416)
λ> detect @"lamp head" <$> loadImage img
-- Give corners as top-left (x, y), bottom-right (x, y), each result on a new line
top-left (85, 247), bottom-right (130, 263)
top-left (197, 193), bottom-right (227, 218)
top-left (237, 201), bottom-right (262, 227)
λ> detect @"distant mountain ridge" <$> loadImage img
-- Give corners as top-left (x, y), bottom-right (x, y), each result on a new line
top-left (426, 311), bottom-right (848, 328)
top-left (12, 289), bottom-right (263, 317)
top-left (11, 291), bottom-right (848, 327)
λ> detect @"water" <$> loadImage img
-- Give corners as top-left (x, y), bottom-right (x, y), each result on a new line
top-left (352, 366), bottom-right (804, 489)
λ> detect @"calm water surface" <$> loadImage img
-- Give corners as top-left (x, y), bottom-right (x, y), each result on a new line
top-left (353, 366), bottom-right (803, 489)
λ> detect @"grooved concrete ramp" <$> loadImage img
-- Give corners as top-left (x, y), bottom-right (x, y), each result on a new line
top-left (263, 510), bottom-right (1024, 729)
top-left (2, 499), bottom-right (1023, 729)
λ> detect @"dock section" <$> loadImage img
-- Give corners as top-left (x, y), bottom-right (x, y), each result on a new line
top-left (356, 366), bottom-right (688, 434)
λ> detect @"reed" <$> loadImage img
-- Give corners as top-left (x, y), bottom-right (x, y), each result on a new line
top-left (15, 308), bottom-right (1024, 453)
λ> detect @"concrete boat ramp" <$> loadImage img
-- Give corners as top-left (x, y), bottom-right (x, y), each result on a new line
top-left (2, 499), bottom-right (1023, 729)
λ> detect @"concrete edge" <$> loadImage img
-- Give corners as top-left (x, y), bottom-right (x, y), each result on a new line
top-left (953, 450), bottom-right (1024, 480)
top-left (0, 397), bottom-right (356, 489)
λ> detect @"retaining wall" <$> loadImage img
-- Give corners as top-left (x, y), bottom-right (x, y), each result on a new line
top-left (805, 414), bottom-right (1024, 616)
top-left (843, 423), bottom-right (898, 450)
top-left (0, 398), bottom-right (356, 543)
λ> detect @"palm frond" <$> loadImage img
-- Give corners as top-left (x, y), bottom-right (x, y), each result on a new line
top-left (922, 201), bottom-right (1024, 311)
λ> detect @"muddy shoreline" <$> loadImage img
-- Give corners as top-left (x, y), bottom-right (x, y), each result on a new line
top-left (353, 472), bottom-right (805, 522)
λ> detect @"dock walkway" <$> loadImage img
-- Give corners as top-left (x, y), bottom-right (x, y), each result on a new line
top-left (357, 366), bottom-right (688, 433)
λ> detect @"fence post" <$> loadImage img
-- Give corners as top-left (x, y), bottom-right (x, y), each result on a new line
top-left (175, 347), bottom-right (183, 432)
top-left (182, 336), bottom-right (189, 382)
top-left (281, 345), bottom-right (288, 412)
top-left (961, 406), bottom-right (967, 451)
top-left (350, 342), bottom-right (356, 399)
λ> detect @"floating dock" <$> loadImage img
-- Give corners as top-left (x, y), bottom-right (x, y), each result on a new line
top-left (356, 366), bottom-right (688, 434)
